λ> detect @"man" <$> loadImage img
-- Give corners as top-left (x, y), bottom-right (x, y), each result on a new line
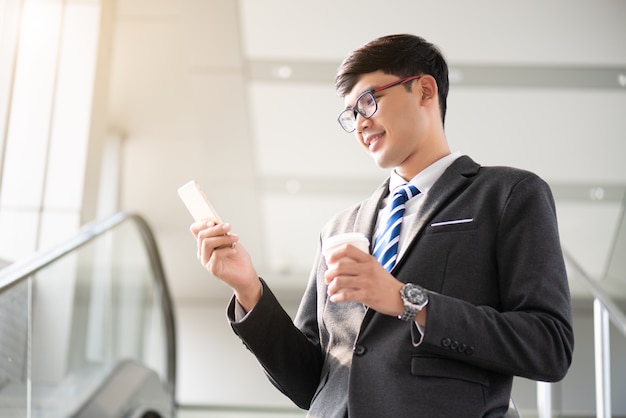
top-left (191, 34), bottom-right (574, 417)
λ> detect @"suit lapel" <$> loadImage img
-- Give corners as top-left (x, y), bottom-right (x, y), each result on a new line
top-left (395, 156), bottom-right (480, 269)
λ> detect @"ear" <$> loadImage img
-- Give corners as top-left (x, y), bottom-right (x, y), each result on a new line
top-left (417, 75), bottom-right (438, 106)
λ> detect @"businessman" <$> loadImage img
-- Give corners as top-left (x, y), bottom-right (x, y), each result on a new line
top-left (191, 34), bottom-right (574, 417)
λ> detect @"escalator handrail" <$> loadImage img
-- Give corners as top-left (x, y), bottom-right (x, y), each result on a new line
top-left (564, 248), bottom-right (626, 337)
top-left (0, 210), bottom-right (177, 406)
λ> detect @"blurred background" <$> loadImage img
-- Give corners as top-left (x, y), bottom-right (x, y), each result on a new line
top-left (0, 0), bottom-right (625, 417)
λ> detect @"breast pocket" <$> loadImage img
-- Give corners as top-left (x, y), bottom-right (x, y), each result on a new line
top-left (425, 217), bottom-right (477, 234)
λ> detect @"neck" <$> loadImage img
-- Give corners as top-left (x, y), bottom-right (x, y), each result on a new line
top-left (396, 138), bottom-right (450, 181)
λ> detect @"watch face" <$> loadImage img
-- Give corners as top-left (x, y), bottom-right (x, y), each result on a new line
top-left (405, 284), bottom-right (427, 305)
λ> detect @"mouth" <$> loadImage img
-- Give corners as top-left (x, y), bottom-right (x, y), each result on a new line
top-left (364, 132), bottom-right (384, 150)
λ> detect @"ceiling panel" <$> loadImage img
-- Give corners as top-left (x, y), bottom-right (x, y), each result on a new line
top-left (445, 88), bottom-right (626, 182)
top-left (239, 0), bottom-right (626, 66)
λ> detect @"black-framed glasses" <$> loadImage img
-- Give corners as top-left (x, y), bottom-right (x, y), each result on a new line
top-left (337, 75), bottom-right (422, 133)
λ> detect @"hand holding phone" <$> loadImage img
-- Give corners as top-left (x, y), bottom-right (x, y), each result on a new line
top-left (177, 180), bottom-right (222, 223)
top-left (179, 181), bottom-right (260, 307)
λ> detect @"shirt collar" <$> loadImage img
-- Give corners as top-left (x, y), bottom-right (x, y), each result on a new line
top-left (388, 151), bottom-right (462, 194)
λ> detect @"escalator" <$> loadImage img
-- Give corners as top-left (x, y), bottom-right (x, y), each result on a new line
top-left (0, 212), bottom-right (176, 418)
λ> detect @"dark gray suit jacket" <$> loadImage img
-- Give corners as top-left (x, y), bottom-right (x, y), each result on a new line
top-left (230, 156), bottom-right (574, 417)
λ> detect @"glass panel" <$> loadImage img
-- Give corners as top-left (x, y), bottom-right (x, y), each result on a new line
top-left (0, 279), bottom-right (29, 418)
top-left (0, 215), bottom-right (170, 416)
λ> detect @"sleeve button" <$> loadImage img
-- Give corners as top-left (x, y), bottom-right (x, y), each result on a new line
top-left (353, 345), bottom-right (367, 356)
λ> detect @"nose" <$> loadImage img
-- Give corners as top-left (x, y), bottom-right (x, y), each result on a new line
top-left (354, 112), bottom-right (370, 133)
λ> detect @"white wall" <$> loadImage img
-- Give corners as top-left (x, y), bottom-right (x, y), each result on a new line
top-left (175, 296), bottom-right (301, 407)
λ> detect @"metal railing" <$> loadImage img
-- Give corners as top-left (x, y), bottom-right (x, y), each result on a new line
top-left (566, 251), bottom-right (625, 418)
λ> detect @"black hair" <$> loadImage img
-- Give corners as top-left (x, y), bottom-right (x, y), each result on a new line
top-left (335, 34), bottom-right (449, 124)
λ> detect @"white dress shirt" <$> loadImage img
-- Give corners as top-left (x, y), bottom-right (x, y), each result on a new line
top-left (376, 151), bottom-right (462, 257)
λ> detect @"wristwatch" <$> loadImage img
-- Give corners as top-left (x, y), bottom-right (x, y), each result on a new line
top-left (399, 283), bottom-right (429, 321)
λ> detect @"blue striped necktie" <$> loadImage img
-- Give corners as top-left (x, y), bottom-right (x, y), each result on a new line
top-left (373, 184), bottom-right (421, 271)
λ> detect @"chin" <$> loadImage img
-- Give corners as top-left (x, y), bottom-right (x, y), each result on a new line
top-left (369, 151), bottom-right (389, 166)
top-left (372, 157), bottom-right (393, 170)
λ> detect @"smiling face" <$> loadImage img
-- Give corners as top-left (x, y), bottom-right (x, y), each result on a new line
top-left (343, 71), bottom-right (449, 180)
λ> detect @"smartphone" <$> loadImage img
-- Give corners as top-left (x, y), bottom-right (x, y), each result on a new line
top-left (177, 180), bottom-right (222, 223)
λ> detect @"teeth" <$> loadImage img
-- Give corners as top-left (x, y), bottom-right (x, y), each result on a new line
top-left (364, 133), bottom-right (381, 146)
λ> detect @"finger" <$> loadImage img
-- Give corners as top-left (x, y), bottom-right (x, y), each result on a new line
top-left (190, 220), bottom-right (217, 236)
top-left (196, 222), bottom-right (231, 241)
top-left (328, 283), bottom-right (360, 303)
top-left (327, 276), bottom-right (341, 298)
top-left (330, 291), bottom-right (352, 303)
top-left (344, 244), bottom-right (372, 260)
top-left (327, 275), bottom-right (360, 297)
top-left (324, 260), bottom-right (354, 285)
top-left (202, 245), bottom-right (238, 275)
top-left (200, 236), bottom-right (233, 267)
top-left (325, 244), bottom-right (349, 265)
top-left (324, 269), bottom-right (334, 285)
top-left (199, 234), bottom-right (238, 260)
top-left (217, 233), bottom-right (239, 249)
top-left (326, 244), bottom-right (371, 265)
top-left (327, 257), bottom-right (366, 285)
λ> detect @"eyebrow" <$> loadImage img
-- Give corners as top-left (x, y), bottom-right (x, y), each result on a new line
top-left (359, 84), bottom-right (379, 96)
top-left (344, 85), bottom-right (378, 108)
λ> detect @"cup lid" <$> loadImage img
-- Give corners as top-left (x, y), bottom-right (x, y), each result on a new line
top-left (322, 232), bottom-right (369, 253)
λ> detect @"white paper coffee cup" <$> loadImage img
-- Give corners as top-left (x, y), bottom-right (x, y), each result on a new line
top-left (322, 232), bottom-right (370, 261)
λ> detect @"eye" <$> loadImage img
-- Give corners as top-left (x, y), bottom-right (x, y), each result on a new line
top-left (359, 93), bottom-right (375, 108)
top-left (356, 92), bottom-right (376, 116)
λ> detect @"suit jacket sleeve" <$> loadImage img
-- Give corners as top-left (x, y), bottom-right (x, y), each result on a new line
top-left (228, 277), bottom-right (324, 409)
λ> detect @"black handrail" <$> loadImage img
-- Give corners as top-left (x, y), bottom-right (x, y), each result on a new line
top-left (0, 211), bottom-right (177, 408)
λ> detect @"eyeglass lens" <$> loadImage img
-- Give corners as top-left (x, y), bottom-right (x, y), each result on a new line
top-left (339, 92), bottom-right (377, 132)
